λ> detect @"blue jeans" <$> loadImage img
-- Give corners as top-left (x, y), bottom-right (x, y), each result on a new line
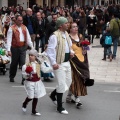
top-left (104, 46), bottom-right (112, 59)
top-left (111, 37), bottom-right (119, 58)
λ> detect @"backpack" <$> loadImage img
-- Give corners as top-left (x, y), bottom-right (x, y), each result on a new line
top-left (105, 36), bottom-right (112, 45)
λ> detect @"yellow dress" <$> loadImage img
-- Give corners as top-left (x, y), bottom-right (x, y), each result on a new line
top-left (72, 42), bottom-right (84, 62)
top-left (70, 38), bottom-right (89, 96)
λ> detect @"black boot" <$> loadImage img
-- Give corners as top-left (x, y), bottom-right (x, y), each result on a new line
top-left (32, 98), bottom-right (41, 116)
top-left (57, 93), bottom-right (68, 114)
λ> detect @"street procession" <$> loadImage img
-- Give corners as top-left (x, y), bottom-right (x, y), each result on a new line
top-left (0, 0), bottom-right (120, 120)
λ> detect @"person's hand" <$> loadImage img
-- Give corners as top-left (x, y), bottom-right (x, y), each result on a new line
top-left (8, 51), bottom-right (12, 56)
top-left (53, 64), bottom-right (59, 70)
top-left (70, 53), bottom-right (74, 58)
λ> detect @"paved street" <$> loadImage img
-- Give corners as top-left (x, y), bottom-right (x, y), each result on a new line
top-left (0, 38), bottom-right (120, 120)
top-left (88, 38), bottom-right (120, 83)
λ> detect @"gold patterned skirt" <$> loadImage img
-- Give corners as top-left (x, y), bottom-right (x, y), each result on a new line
top-left (69, 54), bottom-right (90, 96)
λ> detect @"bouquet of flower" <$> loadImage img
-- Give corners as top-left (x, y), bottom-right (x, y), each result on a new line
top-left (80, 40), bottom-right (90, 55)
top-left (25, 66), bottom-right (33, 74)
top-left (25, 65), bottom-right (33, 79)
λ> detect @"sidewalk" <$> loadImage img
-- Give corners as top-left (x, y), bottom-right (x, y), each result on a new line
top-left (88, 38), bottom-right (120, 83)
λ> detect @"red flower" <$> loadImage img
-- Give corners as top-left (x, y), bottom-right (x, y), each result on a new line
top-left (25, 66), bottom-right (33, 73)
top-left (81, 40), bottom-right (90, 46)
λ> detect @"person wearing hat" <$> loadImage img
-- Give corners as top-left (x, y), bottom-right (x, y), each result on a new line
top-left (46, 16), bottom-right (74, 114)
top-left (22, 49), bottom-right (46, 116)
top-left (7, 15), bottom-right (33, 82)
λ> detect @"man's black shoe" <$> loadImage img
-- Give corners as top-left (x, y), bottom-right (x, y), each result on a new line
top-left (10, 78), bottom-right (14, 82)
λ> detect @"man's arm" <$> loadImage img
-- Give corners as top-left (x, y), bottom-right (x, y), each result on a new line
top-left (6, 27), bottom-right (12, 56)
top-left (26, 27), bottom-right (33, 49)
top-left (46, 34), bottom-right (57, 66)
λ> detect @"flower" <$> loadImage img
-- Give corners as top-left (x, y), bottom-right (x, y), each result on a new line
top-left (81, 40), bottom-right (90, 46)
top-left (25, 66), bottom-right (33, 74)
top-left (81, 40), bottom-right (90, 54)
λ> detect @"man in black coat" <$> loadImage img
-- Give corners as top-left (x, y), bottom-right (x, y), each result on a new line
top-left (72, 7), bottom-right (80, 23)
top-left (45, 13), bottom-right (58, 45)
top-left (35, 12), bottom-right (48, 52)
top-left (23, 8), bottom-right (37, 45)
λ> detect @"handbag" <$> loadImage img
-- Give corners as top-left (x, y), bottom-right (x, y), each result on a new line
top-left (37, 52), bottom-right (53, 73)
top-left (84, 78), bottom-right (94, 86)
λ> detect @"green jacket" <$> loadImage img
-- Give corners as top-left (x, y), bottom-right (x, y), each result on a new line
top-left (110, 18), bottom-right (120, 37)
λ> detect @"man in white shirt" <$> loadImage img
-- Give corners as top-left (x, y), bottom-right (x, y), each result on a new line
top-left (46, 17), bottom-right (74, 114)
top-left (7, 15), bottom-right (33, 83)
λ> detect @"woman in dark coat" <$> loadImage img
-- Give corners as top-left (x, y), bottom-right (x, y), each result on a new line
top-left (78, 10), bottom-right (86, 38)
top-left (87, 10), bottom-right (97, 43)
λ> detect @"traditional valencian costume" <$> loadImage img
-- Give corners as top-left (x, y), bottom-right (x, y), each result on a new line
top-left (22, 49), bottom-right (46, 116)
top-left (66, 35), bottom-right (91, 108)
top-left (46, 17), bottom-right (74, 114)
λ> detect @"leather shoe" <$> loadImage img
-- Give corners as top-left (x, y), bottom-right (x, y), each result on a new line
top-left (10, 78), bottom-right (14, 82)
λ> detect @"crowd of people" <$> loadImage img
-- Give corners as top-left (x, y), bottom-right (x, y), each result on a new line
top-left (0, 3), bottom-right (120, 116)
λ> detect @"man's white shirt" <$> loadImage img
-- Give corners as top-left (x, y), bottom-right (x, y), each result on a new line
top-left (46, 32), bottom-right (74, 65)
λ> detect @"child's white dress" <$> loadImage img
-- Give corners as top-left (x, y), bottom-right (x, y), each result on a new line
top-left (22, 61), bottom-right (46, 99)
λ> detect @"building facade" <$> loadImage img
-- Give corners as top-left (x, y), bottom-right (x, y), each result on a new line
top-left (0, 0), bottom-right (120, 9)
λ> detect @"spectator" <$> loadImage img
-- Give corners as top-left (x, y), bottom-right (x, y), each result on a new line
top-left (35, 12), bottom-right (46, 52)
top-left (45, 13), bottom-right (58, 45)
top-left (23, 8), bottom-right (37, 46)
top-left (87, 10), bottom-right (97, 43)
top-left (78, 10), bottom-right (86, 37)
top-left (100, 26), bottom-right (112, 61)
top-left (109, 12), bottom-right (120, 59)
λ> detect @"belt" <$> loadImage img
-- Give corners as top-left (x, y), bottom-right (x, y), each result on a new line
top-left (64, 53), bottom-right (70, 62)
top-left (19, 42), bottom-right (25, 46)
top-left (12, 42), bottom-right (25, 47)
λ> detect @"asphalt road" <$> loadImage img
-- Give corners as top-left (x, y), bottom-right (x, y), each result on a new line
top-left (0, 68), bottom-right (120, 120)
